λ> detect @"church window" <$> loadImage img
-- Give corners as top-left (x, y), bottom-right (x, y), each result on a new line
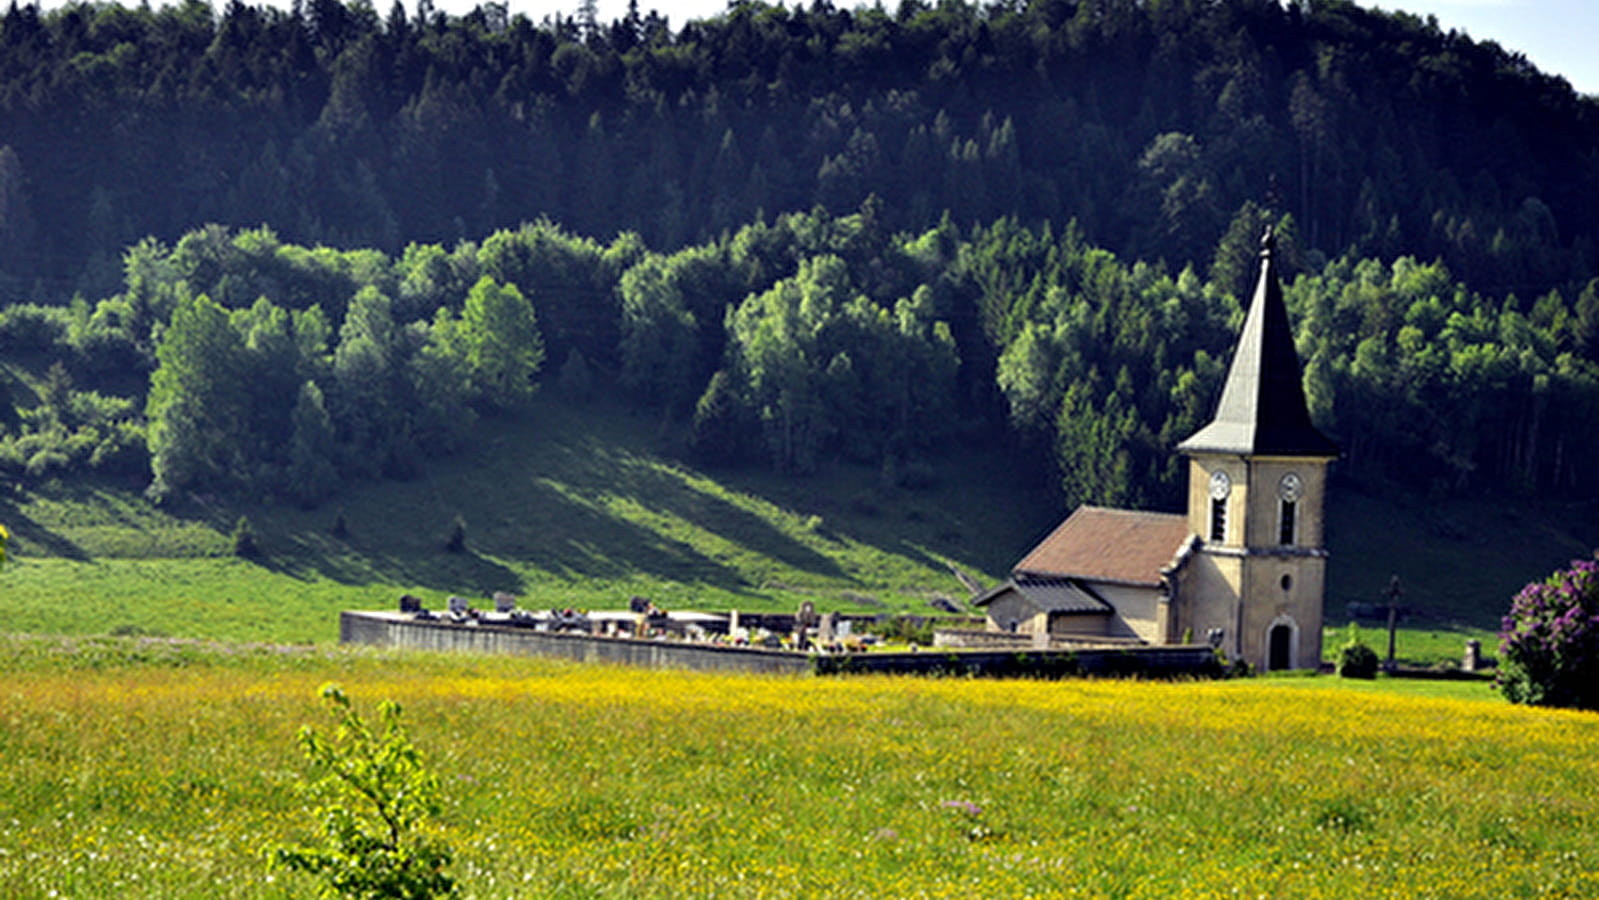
top-left (1208, 470), bottom-right (1231, 543)
top-left (1279, 499), bottom-right (1296, 545)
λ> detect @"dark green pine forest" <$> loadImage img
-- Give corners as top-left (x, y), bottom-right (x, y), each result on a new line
top-left (2, 0), bottom-right (1599, 521)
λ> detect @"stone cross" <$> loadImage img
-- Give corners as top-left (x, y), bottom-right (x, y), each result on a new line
top-left (1382, 575), bottom-right (1404, 673)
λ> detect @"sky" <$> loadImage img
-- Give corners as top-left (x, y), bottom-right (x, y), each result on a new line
top-left (1352, 0), bottom-right (1599, 96)
top-left (427, 0), bottom-right (1598, 97)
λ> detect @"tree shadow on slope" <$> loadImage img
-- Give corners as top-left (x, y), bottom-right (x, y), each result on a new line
top-left (0, 511), bottom-right (89, 559)
top-left (250, 460), bottom-right (779, 596)
top-left (709, 450), bottom-right (1055, 587)
top-left (533, 436), bottom-right (849, 580)
top-left (259, 538), bottom-right (527, 599)
top-left (0, 502), bottom-right (90, 561)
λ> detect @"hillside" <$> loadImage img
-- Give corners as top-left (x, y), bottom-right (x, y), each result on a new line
top-left (2, 390), bottom-right (1590, 657)
top-left (0, 393), bottom-right (1056, 642)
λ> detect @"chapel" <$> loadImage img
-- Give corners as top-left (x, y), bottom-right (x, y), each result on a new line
top-left (975, 229), bottom-right (1338, 671)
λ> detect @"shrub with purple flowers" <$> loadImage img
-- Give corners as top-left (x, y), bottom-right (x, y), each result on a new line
top-left (1498, 556), bottom-right (1599, 710)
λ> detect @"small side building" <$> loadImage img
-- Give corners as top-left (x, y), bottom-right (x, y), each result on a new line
top-left (975, 508), bottom-right (1191, 641)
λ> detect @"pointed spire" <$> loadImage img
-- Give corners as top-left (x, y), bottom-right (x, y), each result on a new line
top-left (1177, 228), bottom-right (1337, 458)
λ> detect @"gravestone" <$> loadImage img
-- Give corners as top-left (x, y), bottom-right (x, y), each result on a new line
top-left (493, 592), bottom-right (517, 613)
top-left (447, 595), bottom-right (469, 615)
top-left (797, 600), bottom-right (818, 630)
top-left (817, 611), bottom-right (837, 644)
top-left (1463, 639), bottom-right (1482, 673)
top-left (399, 594), bottom-right (423, 613)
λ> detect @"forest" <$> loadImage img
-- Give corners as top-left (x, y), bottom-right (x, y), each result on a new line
top-left (1, 0), bottom-right (1597, 512)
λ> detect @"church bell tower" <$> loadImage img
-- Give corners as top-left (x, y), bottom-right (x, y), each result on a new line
top-left (1174, 229), bottom-right (1337, 671)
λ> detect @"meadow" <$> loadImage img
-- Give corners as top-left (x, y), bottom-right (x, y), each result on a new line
top-left (1, 636), bottom-right (1595, 899)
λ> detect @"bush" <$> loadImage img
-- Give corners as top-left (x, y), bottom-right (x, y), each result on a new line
top-left (557, 348), bottom-right (594, 401)
top-left (271, 684), bottom-right (454, 899)
top-left (1336, 625), bottom-right (1380, 679)
top-left (443, 514), bottom-right (467, 554)
top-left (232, 515), bottom-right (259, 558)
top-left (1498, 557), bottom-right (1599, 710)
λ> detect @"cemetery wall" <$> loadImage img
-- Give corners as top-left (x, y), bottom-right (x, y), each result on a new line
top-left (341, 611), bottom-right (1220, 678)
top-left (341, 612), bottom-right (811, 674)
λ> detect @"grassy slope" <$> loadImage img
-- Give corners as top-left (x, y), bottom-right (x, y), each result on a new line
top-left (2, 393), bottom-right (1594, 658)
top-left (0, 395), bottom-right (1057, 643)
top-left (1322, 483), bottom-right (1599, 663)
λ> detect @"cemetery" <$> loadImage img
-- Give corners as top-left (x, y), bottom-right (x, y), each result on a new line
top-left (339, 593), bottom-right (1222, 678)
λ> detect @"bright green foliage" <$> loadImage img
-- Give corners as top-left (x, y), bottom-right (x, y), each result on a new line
top-left (1335, 624), bottom-right (1380, 679)
top-left (333, 287), bottom-right (418, 479)
top-left (145, 291), bottom-right (249, 501)
top-left (618, 254), bottom-right (702, 412)
top-left (288, 380), bottom-right (340, 508)
top-left (982, 223), bottom-right (1236, 508)
top-left (0, 521), bottom-right (8, 566)
top-left (273, 684), bottom-right (454, 900)
top-left (727, 256), bottom-right (852, 473)
top-left (725, 255), bottom-right (959, 473)
top-left (407, 309), bottom-right (476, 454)
top-left (459, 276), bottom-right (544, 410)
top-left (476, 221), bottom-right (626, 369)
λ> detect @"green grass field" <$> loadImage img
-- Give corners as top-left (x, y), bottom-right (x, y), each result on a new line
top-left (1, 393), bottom-right (1593, 663)
top-left (0, 637), bottom-right (1593, 899)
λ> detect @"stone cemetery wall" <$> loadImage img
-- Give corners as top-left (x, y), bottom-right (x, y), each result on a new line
top-left (341, 611), bottom-right (1221, 679)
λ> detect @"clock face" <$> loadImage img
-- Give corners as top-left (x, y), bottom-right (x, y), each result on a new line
top-left (1208, 470), bottom-right (1232, 500)
top-left (1279, 473), bottom-right (1303, 502)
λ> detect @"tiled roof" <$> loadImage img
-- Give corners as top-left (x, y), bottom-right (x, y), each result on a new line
top-left (1176, 230), bottom-right (1338, 458)
top-left (973, 575), bottom-right (1111, 614)
top-left (1014, 506), bottom-right (1189, 588)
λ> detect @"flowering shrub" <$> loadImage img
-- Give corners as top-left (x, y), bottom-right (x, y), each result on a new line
top-left (1498, 557), bottom-right (1599, 710)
